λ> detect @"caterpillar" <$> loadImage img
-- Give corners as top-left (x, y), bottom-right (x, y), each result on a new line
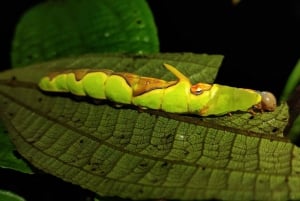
top-left (38, 63), bottom-right (277, 116)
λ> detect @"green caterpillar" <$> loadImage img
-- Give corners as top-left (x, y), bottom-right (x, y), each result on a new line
top-left (38, 64), bottom-right (277, 116)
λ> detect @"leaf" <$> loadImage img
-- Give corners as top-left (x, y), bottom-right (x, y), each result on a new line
top-left (11, 0), bottom-right (159, 67)
top-left (0, 123), bottom-right (32, 174)
top-left (0, 53), bottom-right (297, 201)
top-left (281, 59), bottom-right (300, 146)
top-left (281, 59), bottom-right (300, 101)
top-left (285, 85), bottom-right (300, 146)
top-left (0, 190), bottom-right (26, 201)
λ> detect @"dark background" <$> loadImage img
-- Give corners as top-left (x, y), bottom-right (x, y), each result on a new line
top-left (2, 1), bottom-right (300, 97)
top-left (2, 0), bottom-right (300, 97)
top-left (149, 0), bottom-right (300, 98)
top-left (1, 0), bottom-right (300, 201)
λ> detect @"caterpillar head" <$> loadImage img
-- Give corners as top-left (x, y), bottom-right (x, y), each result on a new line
top-left (256, 91), bottom-right (277, 111)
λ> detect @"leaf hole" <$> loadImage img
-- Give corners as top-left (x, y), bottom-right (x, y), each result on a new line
top-left (99, 170), bottom-right (106, 175)
top-left (164, 133), bottom-right (174, 143)
top-left (11, 76), bottom-right (16, 81)
top-left (38, 97), bottom-right (43, 102)
top-left (79, 139), bottom-right (84, 144)
top-left (161, 161), bottom-right (168, 168)
top-left (139, 163), bottom-right (147, 167)
top-left (201, 166), bottom-right (206, 171)
top-left (248, 115), bottom-right (254, 120)
top-left (272, 127), bottom-right (279, 133)
top-left (139, 161), bottom-right (148, 168)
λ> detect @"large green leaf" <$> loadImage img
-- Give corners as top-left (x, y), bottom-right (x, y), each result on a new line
top-left (281, 59), bottom-right (300, 101)
top-left (0, 190), bottom-right (25, 201)
top-left (11, 0), bottom-right (159, 67)
top-left (0, 53), bottom-right (297, 200)
top-left (0, 123), bottom-right (32, 173)
top-left (281, 59), bottom-right (300, 146)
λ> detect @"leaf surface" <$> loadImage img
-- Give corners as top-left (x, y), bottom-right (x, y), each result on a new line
top-left (11, 0), bottom-right (159, 67)
top-left (0, 123), bottom-right (32, 174)
top-left (0, 53), bottom-right (298, 201)
top-left (0, 190), bottom-right (26, 201)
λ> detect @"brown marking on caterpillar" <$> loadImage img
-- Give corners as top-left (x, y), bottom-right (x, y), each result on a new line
top-left (73, 69), bottom-right (114, 81)
top-left (47, 71), bottom-right (65, 80)
top-left (114, 72), bottom-right (177, 96)
top-left (73, 69), bottom-right (91, 81)
top-left (46, 69), bottom-right (177, 96)
top-left (199, 105), bottom-right (209, 116)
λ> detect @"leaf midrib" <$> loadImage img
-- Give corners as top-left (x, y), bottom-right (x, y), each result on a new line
top-left (0, 82), bottom-right (292, 171)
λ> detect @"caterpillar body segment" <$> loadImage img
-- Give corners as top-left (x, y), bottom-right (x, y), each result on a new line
top-left (38, 64), bottom-right (277, 116)
top-left (197, 84), bottom-right (261, 116)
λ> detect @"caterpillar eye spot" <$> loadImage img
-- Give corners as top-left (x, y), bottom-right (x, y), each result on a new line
top-left (191, 87), bottom-right (203, 95)
top-left (190, 83), bottom-right (212, 95)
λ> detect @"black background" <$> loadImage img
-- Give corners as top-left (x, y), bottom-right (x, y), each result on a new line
top-left (1, 0), bottom-right (300, 201)
top-left (2, 0), bottom-right (300, 97)
top-left (149, 0), bottom-right (300, 98)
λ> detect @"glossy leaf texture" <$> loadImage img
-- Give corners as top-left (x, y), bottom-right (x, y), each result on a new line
top-left (11, 0), bottom-right (159, 67)
top-left (281, 59), bottom-right (300, 146)
top-left (0, 123), bottom-right (32, 173)
top-left (281, 59), bottom-right (300, 101)
top-left (0, 190), bottom-right (26, 201)
top-left (285, 85), bottom-right (300, 147)
top-left (0, 53), bottom-right (298, 201)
